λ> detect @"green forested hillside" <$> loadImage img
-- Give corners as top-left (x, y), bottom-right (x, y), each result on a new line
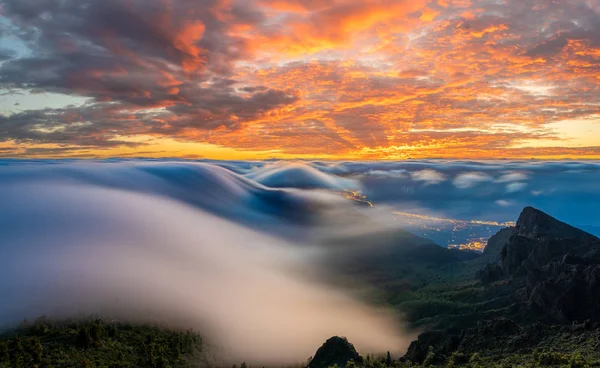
top-left (0, 318), bottom-right (203, 368)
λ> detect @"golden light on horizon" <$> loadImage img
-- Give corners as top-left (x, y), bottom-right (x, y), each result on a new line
top-left (0, 0), bottom-right (599, 159)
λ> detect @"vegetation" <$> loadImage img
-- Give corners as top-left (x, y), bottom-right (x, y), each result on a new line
top-left (325, 347), bottom-right (600, 368)
top-left (0, 317), bottom-right (203, 368)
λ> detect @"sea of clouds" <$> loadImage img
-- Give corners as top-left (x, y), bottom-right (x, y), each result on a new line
top-left (0, 159), bottom-right (599, 364)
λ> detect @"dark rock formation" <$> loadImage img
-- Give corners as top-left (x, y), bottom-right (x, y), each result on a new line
top-left (405, 207), bottom-right (600, 364)
top-left (483, 227), bottom-right (516, 262)
top-left (406, 317), bottom-right (600, 364)
top-left (478, 206), bottom-right (600, 323)
top-left (308, 336), bottom-right (362, 368)
top-left (525, 260), bottom-right (600, 323)
top-left (404, 329), bottom-right (462, 364)
top-left (480, 207), bottom-right (598, 280)
top-left (515, 206), bottom-right (595, 239)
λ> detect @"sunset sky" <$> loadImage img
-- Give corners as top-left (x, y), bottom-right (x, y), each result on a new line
top-left (0, 0), bottom-right (599, 159)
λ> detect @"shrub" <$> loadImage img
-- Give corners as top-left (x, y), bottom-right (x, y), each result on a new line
top-left (423, 347), bottom-right (436, 367)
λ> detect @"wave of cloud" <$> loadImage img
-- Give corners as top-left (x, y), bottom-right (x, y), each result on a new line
top-left (246, 162), bottom-right (359, 190)
top-left (0, 161), bottom-right (408, 365)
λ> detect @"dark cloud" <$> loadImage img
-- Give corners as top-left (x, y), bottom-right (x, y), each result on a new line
top-left (239, 86), bottom-right (269, 93)
top-left (0, 104), bottom-right (149, 147)
top-left (0, 0), bottom-right (298, 148)
top-left (0, 48), bottom-right (16, 61)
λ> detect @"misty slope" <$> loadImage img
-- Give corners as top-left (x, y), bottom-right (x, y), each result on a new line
top-left (3, 204), bottom-right (600, 367)
top-left (0, 161), bottom-right (409, 365)
top-left (301, 206), bottom-right (600, 367)
top-left (3, 159), bottom-right (600, 367)
top-left (325, 228), bottom-right (474, 264)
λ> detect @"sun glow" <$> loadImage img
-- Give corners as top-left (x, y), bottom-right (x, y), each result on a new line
top-left (0, 0), bottom-right (599, 159)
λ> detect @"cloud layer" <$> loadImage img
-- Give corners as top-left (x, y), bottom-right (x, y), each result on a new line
top-left (0, 0), bottom-right (599, 158)
top-left (0, 160), bottom-right (409, 364)
top-left (1, 158), bottom-right (599, 363)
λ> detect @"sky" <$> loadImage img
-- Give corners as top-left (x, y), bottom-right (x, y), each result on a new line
top-left (0, 0), bottom-right (599, 159)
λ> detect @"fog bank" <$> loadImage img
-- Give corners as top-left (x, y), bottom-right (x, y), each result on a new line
top-left (0, 163), bottom-right (409, 364)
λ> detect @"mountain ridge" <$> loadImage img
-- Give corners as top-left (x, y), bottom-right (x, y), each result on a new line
top-left (514, 206), bottom-right (597, 240)
top-left (397, 206), bottom-right (600, 365)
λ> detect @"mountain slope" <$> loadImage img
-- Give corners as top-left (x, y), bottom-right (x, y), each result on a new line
top-left (400, 206), bottom-right (600, 365)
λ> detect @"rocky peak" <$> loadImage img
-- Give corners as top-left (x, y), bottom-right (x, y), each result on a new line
top-left (483, 206), bottom-right (597, 264)
top-left (480, 207), bottom-right (599, 283)
top-left (308, 336), bottom-right (362, 368)
top-left (477, 207), bottom-right (600, 323)
top-left (501, 207), bottom-right (598, 278)
top-left (515, 206), bottom-right (595, 240)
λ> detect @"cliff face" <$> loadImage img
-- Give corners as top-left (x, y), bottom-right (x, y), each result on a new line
top-left (483, 206), bottom-right (595, 268)
top-left (482, 227), bottom-right (515, 263)
top-left (480, 206), bottom-right (600, 323)
top-left (514, 206), bottom-right (595, 239)
top-left (525, 260), bottom-right (600, 323)
top-left (404, 207), bottom-right (600, 365)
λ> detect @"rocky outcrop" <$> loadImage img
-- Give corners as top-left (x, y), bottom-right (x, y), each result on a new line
top-left (525, 258), bottom-right (600, 323)
top-left (480, 207), bottom-right (598, 280)
top-left (404, 329), bottom-right (461, 364)
top-left (308, 336), bottom-right (362, 368)
top-left (478, 206), bottom-right (600, 323)
top-left (514, 207), bottom-right (595, 239)
top-left (502, 235), bottom-right (600, 277)
top-left (483, 227), bottom-right (516, 262)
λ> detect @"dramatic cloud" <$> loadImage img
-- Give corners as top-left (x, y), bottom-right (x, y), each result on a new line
top-left (0, 0), bottom-right (599, 158)
top-left (0, 161), bottom-right (410, 365)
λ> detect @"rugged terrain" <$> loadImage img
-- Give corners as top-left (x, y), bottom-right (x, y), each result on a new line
top-left (344, 206), bottom-right (600, 367)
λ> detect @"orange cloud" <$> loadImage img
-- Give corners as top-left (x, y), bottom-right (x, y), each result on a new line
top-left (1, 0), bottom-right (599, 159)
top-left (174, 22), bottom-right (207, 71)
